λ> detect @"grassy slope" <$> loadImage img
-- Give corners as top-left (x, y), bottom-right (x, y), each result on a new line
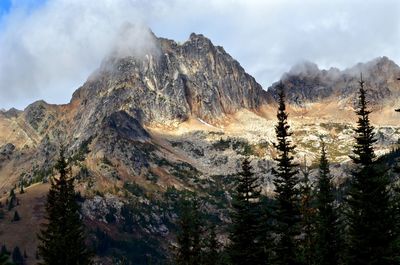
top-left (0, 183), bottom-right (49, 265)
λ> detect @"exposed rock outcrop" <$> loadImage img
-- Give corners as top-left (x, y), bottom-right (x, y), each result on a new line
top-left (268, 56), bottom-right (400, 106)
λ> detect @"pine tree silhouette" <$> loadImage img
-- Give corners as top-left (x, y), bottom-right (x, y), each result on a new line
top-left (12, 211), bottom-right (20, 222)
top-left (37, 147), bottom-right (92, 265)
top-left (175, 194), bottom-right (203, 265)
top-left (11, 247), bottom-right (23, 265)
top-left (271, 82), bottom-right (301, 265)
top-left (0, 252), bottom-right (12, 265)
top-left (228, 158), bottom-right (265, 265)
top-left (203, 224), bottom-right (221, 265)
top-left (346, 75), bottom-right (397, 264)
top-left (315, 141), bottom-right (339, 265)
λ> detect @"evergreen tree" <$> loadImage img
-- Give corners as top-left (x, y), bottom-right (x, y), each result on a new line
top-left (346, 76), bottom-right (397, 264)
top-left (203, 224), bottom-right (221, 265)
top-left (315, 141), bottom-right (339, 265)
top-left (350, 76), bottom-right (376, 166)
top-left (175, 195), bottom-right (203, 265)
top-left (7, 190), bottom-right (16, 211)
top-left (258, 196), bottom-right (275, 265)
top-left (12, 211), bottom-right (20, 222)
top-left (9, 189), bottom-right (15, 199)
top-left (37, 147), bottom-right (92, 265)
top-left (228, 158), bottom-right (265, 265)
top-left (0, 246), bottom-right (9, 257)
top-left (298, 157), bottom-right (316, 265)
top-left (271, 83), bottom-right (301, 265)
top-left (0, 252), bottom-right (12, 265)
top-left (11, 247), bottom-right (23, 265)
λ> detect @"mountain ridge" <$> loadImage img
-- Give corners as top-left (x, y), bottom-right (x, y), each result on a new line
top-left (267, 56), bottom-right (400, 107)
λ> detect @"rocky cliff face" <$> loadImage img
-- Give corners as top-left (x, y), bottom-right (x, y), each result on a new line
top-left (71, 31), bottom-right (268, 131)
top-left (268, 56), bottom-right (400, 107)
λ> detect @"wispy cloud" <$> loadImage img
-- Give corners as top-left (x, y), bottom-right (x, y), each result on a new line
top-left (0, 0), bottom-right (399, 109)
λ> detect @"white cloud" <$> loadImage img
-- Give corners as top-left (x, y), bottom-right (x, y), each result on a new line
top-left (0, 0), bottom-right (399, 109)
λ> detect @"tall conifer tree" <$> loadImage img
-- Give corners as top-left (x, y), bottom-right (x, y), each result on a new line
top-left (271, 83), bottom-right (301, 265)
top-left (11, 247), bottom-right (23, 265)
top-left (203, 224), bottom-right (221, 265)
top-left (38, 147), bottom-right (92, 265)
top-left (346, 75), bottom-right (397, 264)
top-left (315, 141), bottom-right (339, 265)
top-left (229, 158), bottom-right (265, 265)
top-left (175, 195), bottom-right (203, 265)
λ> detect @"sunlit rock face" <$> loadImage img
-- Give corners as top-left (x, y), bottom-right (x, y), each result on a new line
top-left (71, 32), bottom-right (268, 130)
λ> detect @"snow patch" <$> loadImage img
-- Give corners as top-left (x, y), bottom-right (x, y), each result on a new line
top-left (197, 118), bottom-right (221, 130)
top-left (198, 118), bottom-right (213, 127)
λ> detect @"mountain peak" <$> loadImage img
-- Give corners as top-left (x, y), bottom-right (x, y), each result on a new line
top-left (188, 32), bottom-right (211, 43)
top-left (269, 56), bottom-right (400, 105)
top-left (71, 30), bottom-right (267, 137)
top-left (288, 60), bottom-right (320, 76)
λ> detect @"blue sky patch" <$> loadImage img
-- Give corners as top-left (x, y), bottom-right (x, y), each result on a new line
top-left (0, 0), bottom-right (12, 16)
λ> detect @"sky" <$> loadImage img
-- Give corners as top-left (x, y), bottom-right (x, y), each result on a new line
top-left (0, 0), bottom-right (399, 110)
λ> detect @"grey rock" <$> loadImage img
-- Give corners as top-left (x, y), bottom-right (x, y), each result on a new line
top-left (268, 56), bottom-right (400, 106)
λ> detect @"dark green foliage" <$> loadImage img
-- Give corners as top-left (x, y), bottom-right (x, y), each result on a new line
top-left (11, 247), bottom-right (23, 265)
top-left (145, 172), bottom-right (159, 183)
top-left (212, 138), bottom-right (231, 151)
top-left (228, 158), bottom-right (266, 265)
top-left (232, 139), bottom-right (253, 156)
top-left (212, 138), bottom-right (255, 156)
top-left (12, 211), bottom-right (20, 222)
top-left (31, 167), bottom-right (53, 184)
top-left (298, 159), bottom-right (316, 265)
top-left (258, 196), bottom-right (276, 265)
top-left (315, 142), bottom-right (339, 265)
top-left (0, 246), bottom-right (9, 257)
top-left (350, 77), bottom-right (376, 165)
top-left (271, 83), bottom-right (301, 265)
top-left (203, 225), bottom-right (222, 265)
top-left (0, 250), bottom-right (12, 265)
top-left (92, 228), bottom-right (112, 255)
top-left (9, 189), bottom-right (15, 198)
top-left (91, 227), bottom-right (164, 264)
top-left (0, 201), bottom-right (4, 220)
top-left (75, 165), bottom-right (90, 181)
top-left (175, 195), bottom-right (203, 265)
top-left (105, 207), bottom-right (117, 224)
top-left (124, 182), bottom-right (145, 197)
top-left (71, 137), bottom-right (93, 163)
top-left (101, 156), bottom-right (113, 166)
top-left (37, 147), bottom-right (92, 265)
top-left (121, 204), bottom-right (135, 233)
top-left (170, 162), bottom-right (201, 181)
top-left (346, 76), bottom-right (398, 265)
top-left (7, 189), bottom-right (16, 211)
